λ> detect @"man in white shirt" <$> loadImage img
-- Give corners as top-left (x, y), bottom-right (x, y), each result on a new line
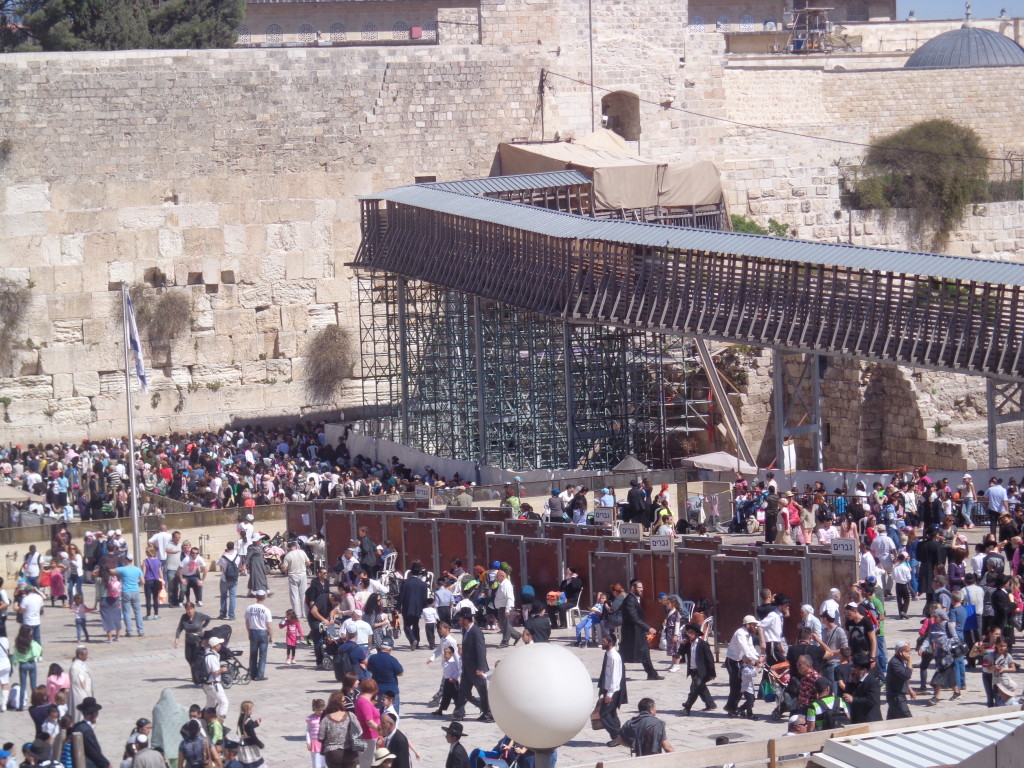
top-left (203, 636), bottom-right (229, 718)
top-left (759, 597), bottom-right (789, 665)
top-left (598, 633), bottom-right (626, 746)
top-left (237, 514), bottom-right (256, 558)
top-left (858, 542), bottom-right (876, 582)
top-left (244, 590), bottom-right (273, 681)
top-left (18, 586), bottom-right (45, 643)
top-left (341, 610), bottom-right (372, 648)
top-left (870, 527), bottom-right (897, 597)
top-left (724, 616), bottom-right (762, 716)
top-left (426, 621), bottom-right (461, 708)
top-left (281, 541), bottom-right (311, 618)
top-left (179, 547), bottom-right (207, 606)
top-left (816, 519), bottom-right (837, 545)
top-left (165, 531), bottom-right (183, 607)
top-left (892, 553), bottom-right (913, 620)
top-left (494, 570), bottom-right (521, 648)
top-left (819, 588), bottom-right (840, 622)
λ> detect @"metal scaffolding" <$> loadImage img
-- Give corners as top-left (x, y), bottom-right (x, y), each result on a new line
top-left (357, 272), bottom-right (710, 471)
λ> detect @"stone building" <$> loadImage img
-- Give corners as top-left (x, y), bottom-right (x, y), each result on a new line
top-left (0, 0), bottom-right (1022, 470)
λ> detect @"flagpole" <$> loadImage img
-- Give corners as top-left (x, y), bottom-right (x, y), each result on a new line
top-left (121, 284), bottom-right (142, 564)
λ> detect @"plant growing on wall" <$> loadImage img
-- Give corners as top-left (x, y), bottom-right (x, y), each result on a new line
top-left (844, 119), bottom-right (989, 250)
top-left (730, 214), bottom-right (790, 238)
top-left (0, 278), bottom-right (31, 375)
top-left (303, 324), bottom-right (356, 403)
top-left (123, 281), bottom-right (192, 342)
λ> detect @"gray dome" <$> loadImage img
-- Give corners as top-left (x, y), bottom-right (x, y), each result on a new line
top-left (905, 25), bottom-right (1024, 69)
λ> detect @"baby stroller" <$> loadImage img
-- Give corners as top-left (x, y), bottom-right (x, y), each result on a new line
top-left (763, 661), bottom-right (798, 720)
top-left (202, 624), bottom-right (251, 688)
top-left (318, 621), bottom-right (343, 671)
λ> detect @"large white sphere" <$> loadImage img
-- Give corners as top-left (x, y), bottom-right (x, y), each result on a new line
top-left (489, 642), bottom-right (596, 749)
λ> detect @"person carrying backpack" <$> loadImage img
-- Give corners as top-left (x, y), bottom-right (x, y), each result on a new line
top-left (805, 678), bottom-right (850, 730)
top-left (616, 698), bottom-right (674, 755)
top-left (216, 542), bottom-right (242, 622)
top-left (199, 636), bottom-right (229, 718)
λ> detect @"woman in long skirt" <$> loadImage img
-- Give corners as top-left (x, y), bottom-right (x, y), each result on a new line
top-left (246, 544), bottom-right (268, 597)
top-left (95, 567), bottom-right (122, 643)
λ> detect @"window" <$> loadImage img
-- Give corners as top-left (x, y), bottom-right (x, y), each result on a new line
top-left (298, 23), bottom-right (316, 43)
top-left (845, 3), bottom-right (869, 22)
top-left (600, 91), bottom-right (641, 141)
top-left (266, 24), bottom-right (283, 44)
top-left (414, 175), bottom-right (437, 184)
top-left (423, 21), bottom-right (438, 41)
top-left (234, 25), bottom-right (250, 45)
top-left (689, 15), bottom-right (705, 33)
top-left (361, 23), bottom-right (378, 41)
top-left (392, 21), bottom-right (410, 40)
top-left (330, 22), bottom-right (347, 42)
top-left (740, 14), bottom-right (754, 32)
top-left (716, 15), bottom-right (731, 32)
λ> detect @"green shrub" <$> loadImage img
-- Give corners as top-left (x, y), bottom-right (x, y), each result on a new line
top-left (730, 214), bottom-right (790, 238)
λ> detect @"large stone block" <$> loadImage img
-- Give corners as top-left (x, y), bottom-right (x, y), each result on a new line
top-left (214, 308), bottom-right (257, 336)
top-left (73, 370), bottom-right (101, 397)
top-left (273, 280), bottom-right (317, 306)
top-left (5, 184), bottom-right (51, 214)
top-left (281, 304), bottom-right (309, 332)
top-left (118, 207), bottom-right (167, 230)
top-left (38, 346), bottom-right (77, 374)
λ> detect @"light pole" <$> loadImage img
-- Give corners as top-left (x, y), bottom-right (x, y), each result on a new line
top-left (489, 643), bottom-right (595, 768)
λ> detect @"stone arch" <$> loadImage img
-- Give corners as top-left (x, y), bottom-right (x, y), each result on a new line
top-left (392, 21), bottom-right (410, 40)
top-left (234, 25), bottom-right (250, 45)
top-left (330, 22), bottom-right (347, 42)
top-left (265, 24), bottom-right (283, 44)
top-left (298, 23), bottom-right (316, 43)
top-left (601, 91), bottom-right (641, 141)
top-left (689, 15), bottom-right (705, 33)
top-left (361, 23), bottom-right (378, 41)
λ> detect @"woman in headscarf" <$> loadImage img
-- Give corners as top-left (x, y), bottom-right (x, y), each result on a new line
top-left (246, 542), bottom-right (269, 596)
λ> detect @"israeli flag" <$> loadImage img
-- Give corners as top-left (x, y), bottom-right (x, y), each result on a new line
top-left (125, 292), bottom-right (149, 393)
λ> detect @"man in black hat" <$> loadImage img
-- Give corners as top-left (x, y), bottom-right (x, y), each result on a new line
top-left (452, 607), bottom-right (491, 722)
top-left (625, 480), bottom-right (645, 525)
top-left (69, 697), bottom-right (110, 768)
top-left (442, 722), bottom-right (469, 768)
top-left (841, 652), bottom-right (882, 723)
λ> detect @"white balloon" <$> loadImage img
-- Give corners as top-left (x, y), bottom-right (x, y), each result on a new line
top-left (489, 642), bottom-right (596, 749)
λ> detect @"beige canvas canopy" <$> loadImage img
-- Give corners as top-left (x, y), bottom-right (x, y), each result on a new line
top-left (498, 130), bottom-right (723, 211)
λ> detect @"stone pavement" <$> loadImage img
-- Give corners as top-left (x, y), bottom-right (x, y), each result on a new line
top-left (1, 568), bottom-right (996, 768)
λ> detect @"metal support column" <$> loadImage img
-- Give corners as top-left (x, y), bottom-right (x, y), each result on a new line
top-left (695, 338), bottom-right (755, 467)
top-left (987, 378), bottom-right (1024, 468)
top-left (473, 297), bottom-right (488, 467)
top-left (772, 350), bottom-right (825, 475)
top-left (396, 277), bottom-right (410, 444)
top-left (564, 323), bottom-right (577, 469)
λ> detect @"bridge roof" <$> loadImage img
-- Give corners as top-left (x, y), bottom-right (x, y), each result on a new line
top-left (364, 185), bottom-right (1024, 287)
top-left (423, 170), bottom-right (592, 196)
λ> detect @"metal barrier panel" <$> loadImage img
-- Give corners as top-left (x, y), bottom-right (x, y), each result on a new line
top-left (504, 520), bottom-right (543, 538)
top-left (401, 518), bottom-right (437, 575)
top-left (632, 550), bottom-right (675, 621)
top-left (436, 519), bottom-right (472, 576)
top-left (564, 535), bottom-right (603, 584)
top-left (713, 556), bottom-right (758, 644)
top-left (286, 502), bottom-right (314, 536)
top-left (485, 534), bottom-right (525, 579)
top-left (590, 552), bottom-right (633, 600)
top-left (344, 500), bottom-right (376, 511)
top-left (445, 507), bottom-right (480, 521)
top-left (383, 512), bottom-right (407, 551)
top-left (480, 508), bottom-right (508, 522)
top-left (323, 510), bottom-right (355, 566)
top-left (676, 548), bottom-right (716, 611)
top-left (601, 539), bottom-right (635, 554)
top-left (808, 549), bottom-right (857, 615)
top-left (523, 538), bottom-right (563, 598)
top-left (467, 521), bottom-right (504, 570)
top-left (678, 536), bottom-right (723, 552)
top-left (759, 555), bottom-right (807, 640)
top-left (538, 524), bottom-right (575, 542)
top-left (414, 508), bottom-right (447, 520)
top-left (353, 512), bottom-right (388, 545)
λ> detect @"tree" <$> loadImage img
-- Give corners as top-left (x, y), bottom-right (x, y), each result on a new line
top-left (22, 0), bottom-right (152, 51)
top-left (847, 119), bottom-right (989, 250)
top-left (149, 0), bottom-right (245, 49)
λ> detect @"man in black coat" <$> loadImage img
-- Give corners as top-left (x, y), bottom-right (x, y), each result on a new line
top-left (523, 602), bottom-right (552, 642)
top-left (398, 561), bottom-right (429, 650)
top-left (453, 607), bottom-right (492, 721)
top-left (620, 580), bottom-right (663, 680)
top-left (443, 721), bottom-right (470, 768)
top-left (680, 624), bottom-right (717, 714)
top-left (625, 480), bottom-right (646, 524)
top-left (916, 528), bottom-right (946, 606)
top-left (842, 652), bottom-right (882, 723)
top-left (69, 697), bottom-right (110, 768)
top-left (380, 713), bottom-right (411, 768)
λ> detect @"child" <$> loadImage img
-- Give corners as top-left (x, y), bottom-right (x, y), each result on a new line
top-left (279, 609), bottom-right (304, 665)
top-left (71, 594), bottom-right (93, 643)
top-left (49, 560), bottom-right (67, 608)
top-left (221, 740), bottom-right (244, 768)
top-left (204, 706), bottom-right (225, 748)
top-left (304, 699), bottom-right (325, 768)
top-left (432, 645), bottom-right (461, 716)
top-left (54, 691), bottom-right (68, 720)
top-left (575, 593), bottom-right (607, 647)
top-left (421, 598), bottom-right (439, 650)
top-left (739, 659), bottom-right (761, 720)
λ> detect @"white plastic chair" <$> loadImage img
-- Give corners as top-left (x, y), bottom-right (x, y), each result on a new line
top-left (566, 590), bottom-right (584, 626)
top-left (381, 552), bottom-right (397, 575)
top-left (679, 600), bottom-right (695, 622)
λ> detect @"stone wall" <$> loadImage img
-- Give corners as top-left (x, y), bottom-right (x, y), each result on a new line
top-left (0, 46), bottom-right (552, 443)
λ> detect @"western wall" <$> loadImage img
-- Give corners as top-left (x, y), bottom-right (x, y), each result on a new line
top-left (1, 2), bottom-right (1022, 468)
